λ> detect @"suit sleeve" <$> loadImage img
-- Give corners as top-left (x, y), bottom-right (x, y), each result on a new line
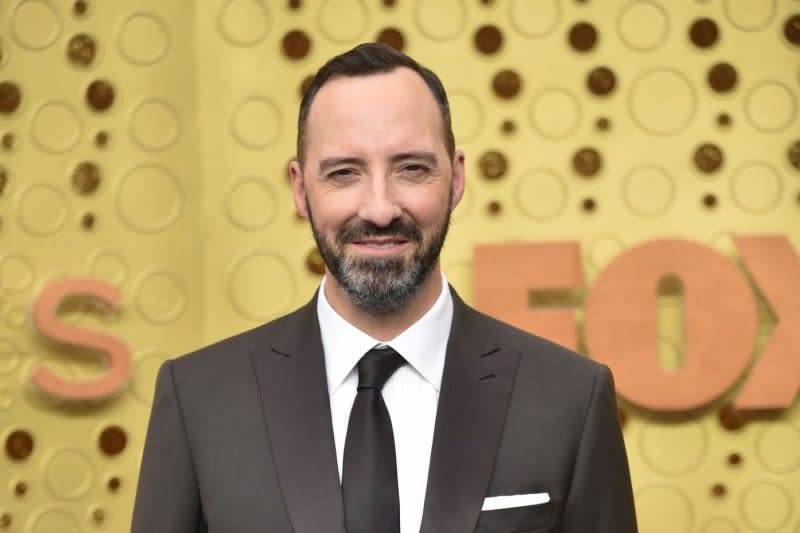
top-left (131, 360), bottom-right (206, 533)
top-left (561, 365), bottom-right (638, 533)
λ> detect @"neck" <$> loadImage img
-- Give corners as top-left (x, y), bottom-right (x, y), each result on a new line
top-left (323, 266), bottom-right (444, 341)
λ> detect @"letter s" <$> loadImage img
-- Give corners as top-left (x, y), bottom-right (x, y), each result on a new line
top-left (32, 278), bottom-right (131, 400)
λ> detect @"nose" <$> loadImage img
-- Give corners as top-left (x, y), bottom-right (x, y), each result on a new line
top-left (357, 174), bottom-right (402, 227)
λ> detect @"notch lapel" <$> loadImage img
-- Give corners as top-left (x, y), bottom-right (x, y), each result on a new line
top-left (420, 291), bottom-right (521, 533)
top-left (249, 298), bottom-right (346, 533)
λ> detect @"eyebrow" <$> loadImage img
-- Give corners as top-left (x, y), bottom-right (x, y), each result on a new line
top-left (318, 152), bottom-right (439, 174)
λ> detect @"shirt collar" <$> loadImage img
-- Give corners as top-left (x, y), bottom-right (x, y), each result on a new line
top-left (317, 273), bottom-right (453, 396)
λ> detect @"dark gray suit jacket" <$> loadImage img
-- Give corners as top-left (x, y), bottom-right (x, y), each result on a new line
top-left (132, 289), bottom-right (637, 532)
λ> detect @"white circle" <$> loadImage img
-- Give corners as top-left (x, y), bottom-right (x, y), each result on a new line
top-left (755, 424), bottom-right (800, 473)
top-left (414, 0), bottom-right (466, 41)
top-left (318, 0), bottom-right (368, 43)
top-left (228, 250), bottom-right (295, 320)
top-left (118, 13), bottom-right (171, 65)
top-left (449, 91), bottom-right (484, 143)
top-left (43, 447), bottom-right (95, 501)
top-left (509, 0), bottom-right (560, 38)
top-left (0, 338), bottom-right (21, 377)
top-left (31, 102), bottom-right (82, 153)
top-left (218, 0), bottom-right (270, 46)
top-left (640, 419), bottom-right (708, 475)
top-left (623, 166), bottom-right (675, 216)
top-left (87, 250), bottom-right (130, 287)
top-left (515, 168), bottom-right (568, 221)
top-left (635, 485), bottom-right (693, 532)
top-left (724, 0), bottom-right (776, 32)
top-left (28, 508), bottom-right (80, 533)
top-left (129, 99), bottom-right (181, 151)
top-left (229, 97), bottom-right (281, 149)
top-left (16, 184), bottom-right (69, 236)
top-left (618, 1), bottom-right (669, 51)
top-left (730, 162), bottom-right (782, 214)
top-left (629, 69), bottom-right (696, 136)
top-left (116, 165), bottom-right (184, 233)
top-left (11, 0), bottom-right (62, 51)
top-left (740, 482), bottom-right (792, 531)
top-left (529, 88), bottom-right (581, 140)
top-left (0, 254), bottom-right (35, 294)
top-left (744, 82), bottom-right (797, 133)
top-left (135, 270), bottom-right (187, 324)
top-left (225, 177), bottom-right (277, 230)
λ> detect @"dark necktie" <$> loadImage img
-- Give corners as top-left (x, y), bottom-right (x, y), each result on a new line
top-left (342, 347), bottom-right (405, 533)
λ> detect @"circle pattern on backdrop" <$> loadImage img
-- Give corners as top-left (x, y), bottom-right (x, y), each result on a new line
top-left (740, 481), bottom-right (792, 532)
top-left (515, 169), bottom-right (568, 221)
top-left (16, 184), bottom-right (69, 236)
top-left (229, 96), bottom-right (281, 149)
top-left (414, 0), bottom-right (466, 41)
top-left (529, 88), bottom-right (581, 140)
top-left (318, 0), bottom-right (368, 43)
top-left (723, 0), bottom-right (775, 32)
top-left (131, 350), bottom-right (168, 406)
top-left (755, 424), bottom-right (800, 473)
top-left (744, 81), bottom-right (797, 133)
top-left (635, 485), bottom-right (693, 533)
top-left (31, 102), bottom-right (82, 153)
top-left (135, 270), bottom-right (188, 324)
top-left (11, 0), bottom-right (62, 51)
top-left (217, 0), bottom-right (270, 46)
top-left (0, 255), bottom-right (34, 294)
top-left (224, 177), bottom-right (277, 230)
top-left (43, 447), bottom-right (95, 501)
top-left (129, 99), bottom-right (181, 151)
top-left (227, 250), bottom-right (296, 321)
top-left (29, 508), bottom-right (80, 533)
top-left (118, 13), bottom-right (171, 65)
top-left (623, 165), bottom-right (675, 216)
top-left (617, 1), bottom-right (669, 52)
top-left (449, 91), bottom-right (483, 142)
top-left (88, 250), bottom-right (129, 287)
top-left (640, 419), bottom-right (708, 475)
top-left (701, 517), bottom-right (739, 533)
top-left (629, 68), bottom-right (696, 135)
top-left (508, 0), bottom-right (560, 38)
top-left (116, 165), bottom-right (183, 233)
top-left (730, 162), bottom-right (782, 214)
top-left (0, 338), bottom-right (22, 376)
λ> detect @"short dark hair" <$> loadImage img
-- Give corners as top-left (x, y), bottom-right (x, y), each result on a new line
top-left (296, 43), bottom-right (455, 166)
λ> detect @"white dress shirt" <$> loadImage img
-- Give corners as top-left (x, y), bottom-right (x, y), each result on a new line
top-left (317, 274), bottom-right (453, 533)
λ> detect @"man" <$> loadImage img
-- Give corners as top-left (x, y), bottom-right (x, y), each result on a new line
top-left (132, 43), bottom-right (637, 532)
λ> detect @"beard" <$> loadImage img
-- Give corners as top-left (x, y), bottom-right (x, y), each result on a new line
top-left (307, 199), bottom-right (451, 316)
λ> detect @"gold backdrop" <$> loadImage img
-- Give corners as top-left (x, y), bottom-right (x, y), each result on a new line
top-left (1, 0), bottom-right (799, 531)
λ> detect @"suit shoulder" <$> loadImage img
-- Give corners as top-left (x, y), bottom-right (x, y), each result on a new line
top-left (169, 305), bottom-right (307, 374)
top-left (472, 307), bottom-right (605, 378)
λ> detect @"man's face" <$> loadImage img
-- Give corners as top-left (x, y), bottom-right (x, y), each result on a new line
top-left (289, 67), bottom-right (465, 315)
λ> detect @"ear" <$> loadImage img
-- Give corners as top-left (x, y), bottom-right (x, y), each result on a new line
top-left (449, 149), bottom-right (466, 211)
top-left (289, 159), bottom-right (309, 219)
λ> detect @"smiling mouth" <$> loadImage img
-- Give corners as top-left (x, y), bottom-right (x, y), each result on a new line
top-left (350, 238), bottom-right (409, 250)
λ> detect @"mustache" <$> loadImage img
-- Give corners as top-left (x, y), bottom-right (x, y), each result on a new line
top-left (337, 218), bottom-right (422, 244)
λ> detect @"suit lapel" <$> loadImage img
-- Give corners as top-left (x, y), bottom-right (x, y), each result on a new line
top-left (420, 290), bottom-right (521, 533)
top-left (249, 297), bottom-right (346, 533)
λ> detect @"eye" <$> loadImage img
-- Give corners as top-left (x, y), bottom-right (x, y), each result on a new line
top-left (328, 168), bottom-right (357, 180)
top-left (400, 164), bottom-right (429, 177)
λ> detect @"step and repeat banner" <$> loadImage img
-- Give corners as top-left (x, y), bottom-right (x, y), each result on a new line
top-left (0, 0), bottom-right (798, 531)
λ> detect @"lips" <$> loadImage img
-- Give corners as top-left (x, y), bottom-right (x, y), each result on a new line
top-left (352, 237), bottom-right (409, 249)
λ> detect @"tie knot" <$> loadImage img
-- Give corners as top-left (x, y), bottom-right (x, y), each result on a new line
top-left (357, 348), bottom-right (404, 390)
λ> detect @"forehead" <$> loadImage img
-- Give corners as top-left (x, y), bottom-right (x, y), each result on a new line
top-left (304, 67), bottom-right (445, 156)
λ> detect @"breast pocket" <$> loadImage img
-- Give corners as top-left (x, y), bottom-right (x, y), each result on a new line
top-left (474, 501), bottom-right (557, 533)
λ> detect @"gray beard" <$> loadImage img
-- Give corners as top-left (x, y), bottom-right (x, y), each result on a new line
top-left (307, 204), bottom-right (451, 316)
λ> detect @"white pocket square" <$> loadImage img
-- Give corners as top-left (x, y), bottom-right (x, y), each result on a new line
top-left (481, 492), bottom-right (550, 511)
